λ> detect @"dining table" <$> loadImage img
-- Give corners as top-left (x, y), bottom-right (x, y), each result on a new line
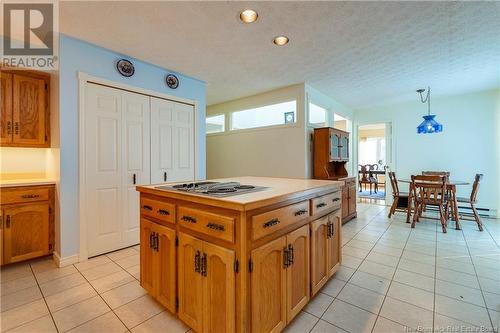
top-left (398, 179), bottom-right (469, 228)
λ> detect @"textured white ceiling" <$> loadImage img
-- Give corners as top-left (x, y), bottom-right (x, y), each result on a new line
top-left (60, 1), bottom-right (500, 109)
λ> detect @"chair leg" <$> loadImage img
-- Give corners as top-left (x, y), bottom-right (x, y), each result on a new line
top-left (471, 203), bottom-right (483, 231)
top-left (411, 201), bottom-right (419, 228)
top-left (439, 206), bottom-right (447, 233)
top-left (388, 197), bottom-right (398, 218)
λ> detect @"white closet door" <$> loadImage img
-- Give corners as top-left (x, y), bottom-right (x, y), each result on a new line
top-left (85, 84), bottom-right (150, 256)
top-left (151, 97), bottom-right (195, 183)
top-left (121, 90), bottom-right (150, 246)
top-left (85, 84), bottom-right (124, 256)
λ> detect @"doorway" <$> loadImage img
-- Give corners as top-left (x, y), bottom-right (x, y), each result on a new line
top-left (357, 123), bottom-right (387, 203)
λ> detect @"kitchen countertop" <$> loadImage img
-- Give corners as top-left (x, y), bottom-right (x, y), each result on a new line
top-left (0, 178), bottom-right (57, 188)
top-left (137, 176), bottom-right (343, 211)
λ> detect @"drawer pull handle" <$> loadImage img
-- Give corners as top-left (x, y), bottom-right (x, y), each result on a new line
top-left (332, 198), bottom-right (340, 202)
top-left (206, 222), bottom-right (225, 231)
top-left (263, 218), bottom-right (280, 228)
top-left (21, 194), bottom-right (40, 199)
top-left (316, 202), bottom-right (327, 208)
top-left (142, 205), bottom-right (153, 211)
top-left (181, 215), bottom-right (197, 223)
top-left (157, 209), bottom-right (170, 216)
top-left (294, 209), bottom-right (307, 216)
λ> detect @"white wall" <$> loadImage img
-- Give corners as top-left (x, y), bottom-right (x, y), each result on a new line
top-left (207, 84), bottom-right (307, 179)
top-left (354, 89), bottom-right (500, 214)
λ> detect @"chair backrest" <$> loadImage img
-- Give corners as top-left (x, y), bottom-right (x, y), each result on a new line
top-left (388, 171), bottom-right (400, 196)
top-left (422, 171), bottom-right (450, 181)
top-left (411, 175), bottom-right (447, 205)
top-left (470, 174), bottom-right (483, 203)
top-left (359, 165), bottom-right (369, 181)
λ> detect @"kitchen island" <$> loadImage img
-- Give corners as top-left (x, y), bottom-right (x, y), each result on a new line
top-left (136, 176), bottom-right (343, 333)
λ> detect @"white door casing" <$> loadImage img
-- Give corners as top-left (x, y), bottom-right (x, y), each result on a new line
top-left (151, 97), bottom-right (195, 184)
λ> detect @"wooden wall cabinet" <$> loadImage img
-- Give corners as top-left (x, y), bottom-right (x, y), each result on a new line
top-left (251, 224), bottom-right (310, 332)
top-left (140, 218), bottom-right (177, 313)
top-left (0, 185), bottom-right (54, 265)
top-left (310, 210), bottom-right (342, 296)
top-left (1, 70), bottom-right (50, 147)
top-left (178, 231), bottom-right (235, 333)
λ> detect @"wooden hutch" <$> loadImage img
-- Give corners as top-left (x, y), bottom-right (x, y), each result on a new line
top-left (313, 127), bottom-right (357, 223)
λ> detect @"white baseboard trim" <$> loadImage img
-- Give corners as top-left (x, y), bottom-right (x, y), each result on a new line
top-left (53, 252), bottom-right (79, 268)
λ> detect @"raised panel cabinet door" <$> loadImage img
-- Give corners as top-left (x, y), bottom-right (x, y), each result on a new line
top-left (341, 185), bottom-right (349, 219)
top-left (140, 218), bottom-right (155, 294)
top-left (330, 133), bottom-right (340, 161)
top-left (1, 73), bottom-right (13, 144)
top-left (12, 74), bottom-right (47, 146)
top-left (310, 216), bottom-right (329, 296)
top-left (348, 184), bottom-right (357, 216)
top-left (327, 211), bottom-right (342, 277)
top-left (251, 236), bottom-right (287, 333)
top-left (286, 225), bottom-right (310, 322)
top-left (340, 134), bottom-right (349, 160)
top-left (202, 242), bottom-right (235, 333)
top-left (3, 203), bottom-right (49, 264)
top-left (178, 232), bottom-right (204, 333)
top-left (153, 223), bottom-right (176, 313)
top-left (121, 90), bottom-right (150, 246)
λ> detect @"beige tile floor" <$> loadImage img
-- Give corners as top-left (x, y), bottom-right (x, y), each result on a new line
top-left (1, 202), bottom-right (499, 333)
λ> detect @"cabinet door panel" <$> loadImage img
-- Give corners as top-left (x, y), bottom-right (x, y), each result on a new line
top-left (342, 186), bottom-right (349, 219)
top-left (140, 218), bottom-right (155, 294)
top-left (178, 232), bottom-right (204, 333)
top-left (153, 223), bottom-right (176, 313)
top-left (348, 185), bottom-right (357, 216)
top-left (310, 216), bottom-right (329, 296)
top-left (251, 237), bottom-right (287, 333)
top-left (202, 242), bottom-right (235, 333)
top-left (12, 74), bottom-right (46, 146)
top-left (1, 73), bottom-right (13, 144)
top-left (286, 225), bottom-right (310, 322)
top-left (3, 203), bottom-right (49, 263)
top-left (328, 212), bottom-right (342, 276)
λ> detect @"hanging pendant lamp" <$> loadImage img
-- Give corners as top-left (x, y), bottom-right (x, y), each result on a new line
top-left (416, 87), bottom-right (443, 134)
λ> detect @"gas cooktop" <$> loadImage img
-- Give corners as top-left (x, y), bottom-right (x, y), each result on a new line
top-left (155, 181), bottom-right (268, 197)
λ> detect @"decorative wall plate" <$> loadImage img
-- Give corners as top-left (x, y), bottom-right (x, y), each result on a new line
top-left (166, 74), bottom-right (179, 89)
top-left (116, 59), bottom-right (135, 77)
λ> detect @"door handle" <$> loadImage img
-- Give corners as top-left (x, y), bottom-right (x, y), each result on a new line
top-left (201, 253), bottom-right (207, 277)
top-left (288, 244), bottom-right (294, 265)
top-left (133, 174), bottom-right (137, 185)
top-left (14, 122), bottom-right (19, 135)
top-left (283, 247), bottom-right (289, 268)
top-left (153, 233), bottom-right (159, 251)
top-left (6, 121), bottom-right (11, 135)
top-left (326, 222), bottom-right (331, 238)
top-left (0, 215), bottom-right (3, 229)
top-left (6, 215), bottom-right (11, 228)
top-left (149, 232), bottom-right (154, 248)
top-left (194, 251), bottom-right (201, 273)
top-left (163, 172), bottom-right (167, 182)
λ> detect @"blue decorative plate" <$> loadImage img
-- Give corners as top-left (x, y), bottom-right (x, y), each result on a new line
top-left (166, 74), bottom-right (179, 89)
top-left (116, 59), bottom-right (135, 77)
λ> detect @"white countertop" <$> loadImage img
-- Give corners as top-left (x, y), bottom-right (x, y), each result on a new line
top-left (0, 178), bottom-right (57, 188)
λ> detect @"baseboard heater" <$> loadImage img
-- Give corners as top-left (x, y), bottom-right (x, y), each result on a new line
top-left (424, 205), bottom-right (496, 219)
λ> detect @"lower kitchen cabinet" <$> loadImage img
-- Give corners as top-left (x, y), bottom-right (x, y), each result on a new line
top-left (178, 232), bottom-right (235, 333)
top-left (140, 218), bottom-right (176, 312)
top-left (251, 224), bottom-right (310, 333)
top-left (341, 177), bottom-right (357, 223)
top-left (310, 209), bottom-right (342, 296)
top-left (0, 185), bottom-right (54, 265)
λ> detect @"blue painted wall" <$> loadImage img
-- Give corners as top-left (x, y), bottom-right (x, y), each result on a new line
top-left (59, 35), bottom-right (206, 258)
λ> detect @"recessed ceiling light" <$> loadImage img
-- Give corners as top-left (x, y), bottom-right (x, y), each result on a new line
top-left (239, 9), bottom-right (258, 23)
top-left (273, 36), bottom-right (289, 46)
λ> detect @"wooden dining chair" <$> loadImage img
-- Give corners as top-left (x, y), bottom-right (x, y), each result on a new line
top-left (421, 171), bottom-right (450, 212)
top-left (387, 171), bottom-right (409, 218)
top-left (457, 174), bottom-right (484, 231)
top-left (411, 175), bottom-right (449, 233)
top-left (359, 165), bottom-right (376, 194)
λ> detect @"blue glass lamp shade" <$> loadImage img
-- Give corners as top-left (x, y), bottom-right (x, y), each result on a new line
top-left (417, 115), bottom-right (443, 134)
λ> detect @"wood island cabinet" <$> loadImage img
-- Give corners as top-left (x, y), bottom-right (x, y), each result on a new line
top-left (0, 70), bottom-right (50, 148)
top-left (137, 177), bottom-right (343, 333)
top-left (0, 185), bottom-right (54, 265)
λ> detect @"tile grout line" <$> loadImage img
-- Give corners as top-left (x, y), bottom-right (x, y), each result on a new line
top-left (458, 226), bottom-right (497, 332)
top-left (369, 213), bottom-right (414, 333)
top-left (28, 263), bottom-right (60, 333)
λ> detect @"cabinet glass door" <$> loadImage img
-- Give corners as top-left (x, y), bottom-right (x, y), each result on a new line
top-left (330, 134), bottom-right (340, 160)
top-left (340, 135), bottom-right (349, 160)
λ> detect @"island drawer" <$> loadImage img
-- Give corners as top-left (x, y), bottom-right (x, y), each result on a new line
top-left (140, 197), bottom-right (176, 225)
top-left (252, 200), bottom-right (309, 240)
top-left (310, 190), bottom-right (341, 216)
top-left (1, 187), bottom-right (50, 205)
top-left (178, 207), bottom-right (235, 243)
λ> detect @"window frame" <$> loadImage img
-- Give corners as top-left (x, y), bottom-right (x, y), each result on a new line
top-left (205, 113), bottom-right (226, 135)
top-left (228, 100), bottom-right (298, 132)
